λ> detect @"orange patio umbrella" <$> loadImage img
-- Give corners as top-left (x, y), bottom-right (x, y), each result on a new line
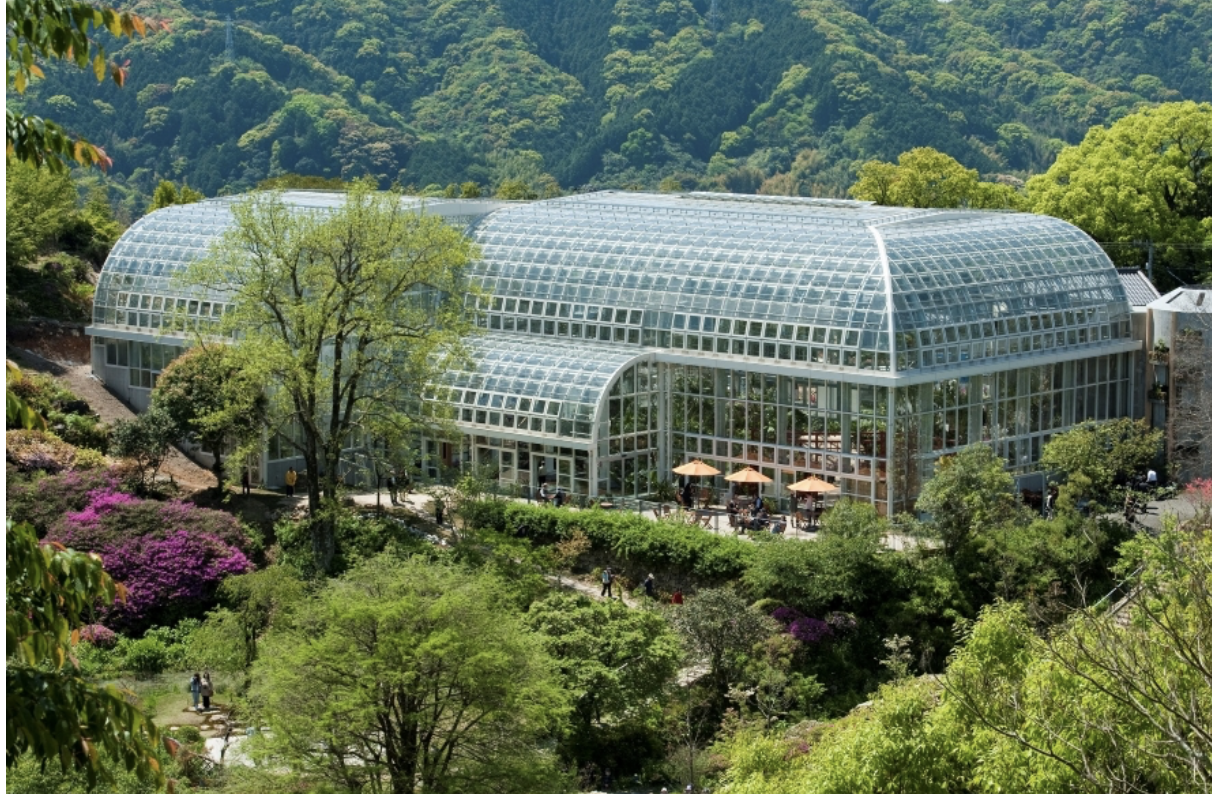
top-left (787, 475), bottom-right (839, 494)
top-left (673, 460), bottom-right (720, 508)
top-left (725, 466), bottom-right (774, 501)
top-left (672, 460), bottom-right (721, 477)
top-left (724, 466), bottom-right (774, 484)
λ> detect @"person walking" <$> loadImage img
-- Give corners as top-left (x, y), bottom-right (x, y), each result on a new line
top-left (387, 473), bottom-right (399, 505)
top-left (643, 573), bottom-right (656, 598)
top-left (240, 470), bottom-right (251, 496)
top-left (200, 672), bottom-right (214, 711)
top-left (601, 567), bottom-right (613, 598)
top-left (189, 673), bottom-right (202, 713)
top-left (284, 466), bottom-right (297, 497)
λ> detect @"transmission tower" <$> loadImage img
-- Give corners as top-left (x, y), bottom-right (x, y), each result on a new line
top-left (225, 15), bottom-right (235, 62)
top-left (709, 0), bottom-right (718, 31)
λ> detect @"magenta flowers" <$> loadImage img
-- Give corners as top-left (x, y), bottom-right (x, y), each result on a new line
top-left (46, 489), bottom-right (254, 631)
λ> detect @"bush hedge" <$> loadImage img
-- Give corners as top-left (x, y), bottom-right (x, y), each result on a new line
top-left (489, 502), bottom-right (755, 584)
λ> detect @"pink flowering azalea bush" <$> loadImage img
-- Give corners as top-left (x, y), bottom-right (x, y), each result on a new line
top-left (45, 489), bottom-right (254, 632)
top-left (772, 607), bottom-right (857, 645)
top-left (6, 466), bottom-right (127, 534)
top-left (79, 623), bottom-right (118, 648)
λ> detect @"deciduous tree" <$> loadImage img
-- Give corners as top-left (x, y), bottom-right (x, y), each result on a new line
top-left (525, 593), bottom-right (681, 731)
top-left (1040, 418), bottom-right (1162, 506)
top-left (1028, 101), bottom-right (1212, 284)
top-left (152, 344), bottom-right (264, 485)
top-left (253, 555), bottom-right (568, 794)
top-left (183, 181), bottom-right (478, 573)
top-left (667, 587), bottom-right (777, 698)
top-left (916, 444), bottom-right (1018, 558)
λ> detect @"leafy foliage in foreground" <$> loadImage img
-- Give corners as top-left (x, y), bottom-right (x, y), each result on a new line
top-left (715, 518), bottom-right (1212, 794)
top-left (6, 521), bottom-right (168, 789)
top-left (253, 555), bottom-right (569, 794)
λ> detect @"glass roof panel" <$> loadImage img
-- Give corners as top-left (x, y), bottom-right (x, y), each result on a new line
top-left (92, 192), bottom-right (499, 335)
top-left (440, 337), bottom-right (646, 440)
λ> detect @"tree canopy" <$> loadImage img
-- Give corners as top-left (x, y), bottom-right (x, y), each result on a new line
top-left (916, 444), bottom-right (1019, 558)
top-left (152, 344), bottom-right (264, 485)
top-left (252, 555), bottom-right (569, 794)
top-left (11, 0), bottom-right (1211, 203)
top-left (1028, 101), bottom-right (1212, 284)
top-left (1040, 418), bottom-right (1163, 506)
top-left (182, 180), bottom-right (478, 572)
top-left (850, 147), bottom-right (1025, 209)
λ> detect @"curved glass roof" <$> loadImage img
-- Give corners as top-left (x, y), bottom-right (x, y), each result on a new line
top-left (468, 191), bottom-right (1133, 374)
top-left (93, 189), bottom-right (1133, 378)
top-left (442, 337), bottom-right (648, 441)
top-left (91, 192), bottom-right (500, 334)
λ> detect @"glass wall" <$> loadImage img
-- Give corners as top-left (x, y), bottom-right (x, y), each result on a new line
top-left (666, 364), bottom-right (890, 512)
top-left (889, 352), bottom-right (1132, 511)
top-left (598, 359), bottom-right (663, 499)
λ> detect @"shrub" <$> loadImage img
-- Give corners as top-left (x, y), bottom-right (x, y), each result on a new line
top-left (46, 491), bottom-right (255, 631)
top-left (6, 465), bottom-right (126, 533)
top-left (5, 429), bottom-right (78, 473)
top-left (490, 502), bottom-right (754, 584)
top-left (122, 635), bottom-right (170, 676)
top-left (176, 726), bottom-right (203, 746)
top-left (53, 496), bottom-right (251, 552)
top-left (79, 623), bottom-right (118, 648)
top-left (50, 411), bottom-right (110, 453)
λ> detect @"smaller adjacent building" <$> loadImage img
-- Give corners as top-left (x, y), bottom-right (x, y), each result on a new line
top-left (1145, 287), bottom-right (1212, 481)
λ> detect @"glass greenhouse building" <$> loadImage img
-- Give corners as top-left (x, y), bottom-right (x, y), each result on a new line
top-left (89, 190), bottom-right (1141, 514)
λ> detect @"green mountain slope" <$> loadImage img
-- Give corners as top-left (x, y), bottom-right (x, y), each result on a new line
top-left (14, 0), bottom-right (1211, 200)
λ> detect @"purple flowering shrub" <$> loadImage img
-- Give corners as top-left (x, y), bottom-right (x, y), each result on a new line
top-left (45, 489), bottom-right (254, 632)
top-left (52, 495), bottom-right (250, 552)
top-left (7, 466), bottom-right (126, 534)
top-left (79, 623), bottom-right (118, 648)
top-left (772, 606), bottom-right (853, 645)
top-left (96, 530), bottom-right (252, 631)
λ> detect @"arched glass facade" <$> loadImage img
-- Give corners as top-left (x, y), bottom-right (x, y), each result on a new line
top-left (89, 190), bottom-right (1140, 513)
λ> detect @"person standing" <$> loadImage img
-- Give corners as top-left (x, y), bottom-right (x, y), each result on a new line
top-left (285, 466), bottom-right (297, 497)
top-left (387, 473), bottom-right (399, 505)
top-left (643, 573), bottom-right (656, 599)
top-left (189, 673), bottom-right (202, 713)
top-left (601, 567), bottom-right (613, 598)
top-left (554, 487), bottom-right (565, 508)
top-left (240, 470), bottom-right (251, 496)
top-left (671, 590), bottom-right (684, 605)
top-left (200, 672), bottom-right (214, 711)
top-left (434, 498), bottom-right (444, 526)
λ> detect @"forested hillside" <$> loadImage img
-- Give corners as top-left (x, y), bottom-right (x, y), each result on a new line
top-left (13, 0), bottom-right (1212, 206)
